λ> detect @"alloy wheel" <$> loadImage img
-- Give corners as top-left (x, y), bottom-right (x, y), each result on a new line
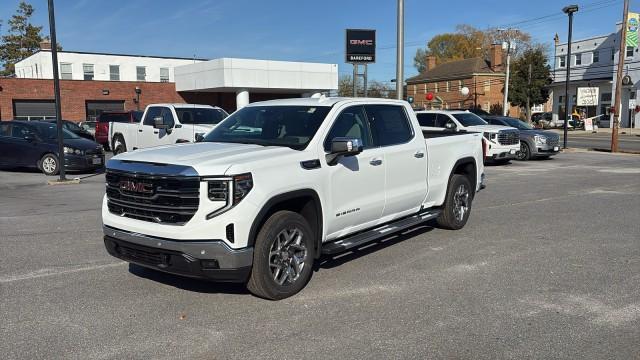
top-left (269, 228), bottom-right (307, 286)
top-left (42, 157), bottom-right (57, 174)
top-left (452, 184), bottom-right (469, 222)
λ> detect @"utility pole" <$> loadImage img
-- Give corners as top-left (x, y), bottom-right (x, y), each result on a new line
top-left (48, 0), bottom-right (66, 181)
top-left (352, 64), bottom-right (358, 97)
top-left (396, 0), bottom-right (404, 100)
top-left (562, 5), bottom-right (579, 149)
top-left (612, 0), bottom-right (629, 153)
top-left (526, 63), bottom-right (532, 122)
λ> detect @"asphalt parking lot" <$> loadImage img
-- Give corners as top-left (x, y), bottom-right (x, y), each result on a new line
top-left (1, 151), bottom-right (639, 359)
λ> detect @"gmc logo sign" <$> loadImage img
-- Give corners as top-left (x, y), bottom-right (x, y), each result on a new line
top-left (350, 39), bottom-right (373, 46)
top-left (119, 180), bottom-right (153, 194)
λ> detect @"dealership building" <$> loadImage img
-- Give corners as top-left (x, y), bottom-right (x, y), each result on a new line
top-left (0, 43), bottom-right (338, 121)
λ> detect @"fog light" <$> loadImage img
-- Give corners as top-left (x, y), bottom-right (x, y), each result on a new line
top-left (201, 259), bottom-right (219, 270)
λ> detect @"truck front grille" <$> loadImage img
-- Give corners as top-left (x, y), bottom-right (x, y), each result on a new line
top-left (106, 170), bottom-right (200, 225)
top-left (498, 130), bottom-right (519, 145)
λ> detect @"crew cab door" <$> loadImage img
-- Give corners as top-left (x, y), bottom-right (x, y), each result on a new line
top-left (323, 105), bottom-right (386, 239)
top-left (138, 106), bottom-right (176, 148)
top-left (366, 104), bottom-right (427, 219)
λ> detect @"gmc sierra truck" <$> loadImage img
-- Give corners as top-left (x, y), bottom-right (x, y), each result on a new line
top-left (102, 97), bottom-right (485, 300)
top-left (109, 103), bottom-right (228, 154)
top-left (415, 110), bottom-right (520, 163)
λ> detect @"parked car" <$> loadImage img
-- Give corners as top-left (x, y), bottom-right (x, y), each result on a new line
top-left (44, 119), bottom-right (95, 141)
top-left (415, 110), bottom-right (520, 163)
top-left (79, 120), bottom-right (97, 137)
top-left (0, 120), bottom-right (105, 175)
top-left (95, 111), bottom-right (143, 150)
top-left (109, 104), bottom-right (228, 154)
top-left (102, 97), bottom-right (485, 300)
top-left (483, 116), bottom-right (560, 160)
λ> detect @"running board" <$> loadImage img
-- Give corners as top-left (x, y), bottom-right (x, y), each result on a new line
top-left (321, 209), bottom-right (441, 255)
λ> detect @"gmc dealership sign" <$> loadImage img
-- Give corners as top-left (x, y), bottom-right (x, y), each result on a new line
top-left (346, 29), bottom-right (376, 63)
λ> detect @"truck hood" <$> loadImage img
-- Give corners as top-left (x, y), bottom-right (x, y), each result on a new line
top-left (464, 124), bottom-right (518, 133)
top-left (111, 142), bottom-right (295, 175)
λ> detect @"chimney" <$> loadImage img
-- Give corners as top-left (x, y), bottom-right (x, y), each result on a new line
top-left (39, 40), bottom-right (52, 50)
top-left (426, 56), bottom-right (437, 71)
top-left (490, 43), bottom-right (503, 71)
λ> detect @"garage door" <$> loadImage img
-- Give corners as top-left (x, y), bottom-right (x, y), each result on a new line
top-left (86, 101), bottom-right (125, 121)
top-left (13, 100), bottom-right (56, 121)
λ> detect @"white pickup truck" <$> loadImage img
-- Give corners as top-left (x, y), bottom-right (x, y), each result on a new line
top-left (109, 103), bottom-right (228, 154)
top-left (102, 97), bottom-right (485, 299)
top-left (415, 110), bottom-right (520, 163)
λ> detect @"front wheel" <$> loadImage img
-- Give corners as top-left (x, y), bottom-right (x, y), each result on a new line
top-left (39, 153), bottom-right (59, 176)
top-left (437, 174), bottom-right (473, 230)
top-left (247, 211), bottom-right (315, 300)
top-left (516, 142), bottom-right (531, 161)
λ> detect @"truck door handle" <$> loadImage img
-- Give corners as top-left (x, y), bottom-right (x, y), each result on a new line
top-left (414, 151), bottom-right (425, 158)
top-left (369, 158), bottom-right (383, 166)
top-left (153, 131), bottom-right (159, 134)
top-left (138, 129), bottom-right (143, 132)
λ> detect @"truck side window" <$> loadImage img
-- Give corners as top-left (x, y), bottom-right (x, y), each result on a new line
top-left (416, 113), bottom-right (437, 127)
top-left (0, 123), bottom-right (10, 137)
top-left (365, 105), bottom-right (413, 146)
top-left (324, 106), bottom-right (372, 151)
top-left (143, 107), bottom-right (162, 126)
top-left (161, 108), bottom-right (175, 128)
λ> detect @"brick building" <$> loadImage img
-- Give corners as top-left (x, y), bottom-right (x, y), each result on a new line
top-left (406, 44), bottom-right (519, 116)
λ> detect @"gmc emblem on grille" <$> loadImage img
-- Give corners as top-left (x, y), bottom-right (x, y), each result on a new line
top-left (119, 180), bottom-right (153, 194)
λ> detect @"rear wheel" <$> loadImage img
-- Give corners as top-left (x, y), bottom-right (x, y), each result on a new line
top-left (39, 153), bottom-right (59, 176)
top-left (437, 175), bottom-right (473, 230)
top-left (516, 142), bottom-right (531, 161)
top-left (247, 211), bottom-right (314, 300)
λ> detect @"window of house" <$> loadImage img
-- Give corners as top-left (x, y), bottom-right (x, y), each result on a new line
top-left (575, 53), bottom-right (582, 66)
top-left (458, 80), bottom-right (463, 90)
top-left (483, 102), bottom-right (490, 111)
top-left (160, 67), bottom-right (169, 82)
top-left (434, 83), bottom-right (439, 93)
top-left (626, 46), bottom-right (634, 58)
top-left (83, 64), bottom-right (94, 80)
top-left (484, 80), bottom-right (491, 92)
top-left (446, 81), bottom-right (450, 92)
top-left (109, 65), bottom-right (120, 81)
top-left (559, 56), bottom-right (566, 68)
top-left (60, 63), bottom-right (72, 80)
top-left (601, 93), bottom-right (612, 102)
top-left (136, 66), bottom-right (146, 81)
top-left (423, 83), bottom-right (427, 94)
top-left (593, 50), bottom-right (599, 63)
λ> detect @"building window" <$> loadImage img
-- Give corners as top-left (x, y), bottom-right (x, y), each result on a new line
top-left (160, 67), bottom-right (170, 82)
top-left (575, 53), bottom-right (582, 66)
top-left (458, 80), bottom-right (463, 90)
top-left (559, 56), bottom-right (566, 68)
top-left (82, 64), bottom-right (94, 80)
top-left (423, 83), bottom-right (427, 94)
top-left (446, 81), bottom-right (450, 92)
top-left (459, 102), bottom-right (463, 108)
top-left (434, 83), bottom-right (438, 93)
top-left (483, 102), bottom-right (490, 111)
top-left (626, 46), bottom-right (634, 58)
top-left (484, 80), bottom-right (491, 92)
top-left (593, 50), bottom-right (599, 63)
top-left (136, 66), bottom-right (146, 81)
top-left (60, 63), bottom-right (72, 80)
top-left (109, 65), bottom-right (120, 81)
top-left (601, 93), bottom-right (612, 102)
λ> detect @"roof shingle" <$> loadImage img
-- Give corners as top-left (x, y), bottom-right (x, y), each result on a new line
top-left (407, 57), bottom-right (502, 84)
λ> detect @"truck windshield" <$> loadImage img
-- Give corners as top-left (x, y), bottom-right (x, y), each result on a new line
top-left (203, 105), bottom-right (331, 150)
top-left (452, 113), bottom-right (488, 126)
top-left (176, 108), bottom-right (229, 125)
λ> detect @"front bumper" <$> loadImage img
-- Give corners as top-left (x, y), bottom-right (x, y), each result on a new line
top-left (534, 143), bottom-right (560, 156)
top-left (103, 225), bottom-right (253, 282)
top-left (64, 153), bottom-right (105, 171)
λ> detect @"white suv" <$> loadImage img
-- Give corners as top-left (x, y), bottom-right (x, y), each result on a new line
top-left (415, 110), bottom-right (520, 163)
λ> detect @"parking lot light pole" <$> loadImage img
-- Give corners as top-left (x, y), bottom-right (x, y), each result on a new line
top-left (396, 0), bottom-right (404, 100)
top-left (562, 5), bottom-right (579, 149)
top-left (48, 0), bottom-right (66, 181)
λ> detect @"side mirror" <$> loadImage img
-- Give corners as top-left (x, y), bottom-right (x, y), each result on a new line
top-left (153, 116), bottom-right (168, 129)
top-left (326, 137), bottom-right (363, 165)
top-left (444, 121), bottom-right (457, 131)
top-left (195, 133), bottom-right (204, 142)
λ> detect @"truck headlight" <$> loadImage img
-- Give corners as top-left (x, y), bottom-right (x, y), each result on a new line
top-left (483, 132), bottom-right (497, 142)
top-left (232, 173), bottom-right (253, 205)
top-left (206, 173), bottom-right (253, 219)
top-left (534, 135), bottom-right (547, 145)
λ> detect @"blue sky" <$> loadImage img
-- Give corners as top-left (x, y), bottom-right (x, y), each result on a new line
top-left (0, 0), bottom-right (631, 83)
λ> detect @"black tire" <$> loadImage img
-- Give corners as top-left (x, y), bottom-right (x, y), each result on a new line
top-left (437, 174), bottom-right (473, 230)
top-left (516, 142), bottom-right (531, 161)
top-left (247, 211), bottom-right (315, 300)
top-left (39, 153), bottom-right (59, 176)
top-left (112, 136), bottom-right (127, 155)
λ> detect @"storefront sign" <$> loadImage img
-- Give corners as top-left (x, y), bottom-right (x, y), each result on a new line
top-left (346, 29), bottom-right (376, 63)
top-left (627, 12), bottom-right (639, 47)
top-left (576, 87), bottom-right (599, 106)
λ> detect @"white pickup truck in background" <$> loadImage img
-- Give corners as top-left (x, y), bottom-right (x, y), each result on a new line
top-left (415, 110), bottom-right (520, 163)
top-left (109, 103), bottom-right (228, 154)
top-left (102, 97), bottom-right (485, 299)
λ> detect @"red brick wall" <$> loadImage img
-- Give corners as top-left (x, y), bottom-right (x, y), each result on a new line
top-left (0, 78), bottom-right (184, 121)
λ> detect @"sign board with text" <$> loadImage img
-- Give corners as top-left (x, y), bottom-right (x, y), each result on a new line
top-left (576, 87), bottom-right (599, 106)
top-left (346, 29), bottom-right (376, 63)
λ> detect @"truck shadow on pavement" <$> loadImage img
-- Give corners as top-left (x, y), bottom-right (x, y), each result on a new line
top-left (127, 264), bottom-right (250, 295)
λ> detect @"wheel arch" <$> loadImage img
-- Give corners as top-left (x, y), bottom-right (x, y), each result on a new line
top-left (248, 189), bottom-right (324, 259)
top-left (448, 157), bottom-right (477, 196)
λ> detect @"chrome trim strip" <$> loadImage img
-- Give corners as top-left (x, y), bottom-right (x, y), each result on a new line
top-left (106, 159), bottom-right (199, 177)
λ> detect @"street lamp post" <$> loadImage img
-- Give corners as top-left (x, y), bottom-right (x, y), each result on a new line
top-left (562, 5), bottom-right (579, 149)
top-left (396, 0), bottom-right (404, 100)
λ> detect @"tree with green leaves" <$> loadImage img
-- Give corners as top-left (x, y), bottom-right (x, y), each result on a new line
top-left (508, 46), bottom-right (552, 121)
top-left (0, 1), bottom-right (46, 76)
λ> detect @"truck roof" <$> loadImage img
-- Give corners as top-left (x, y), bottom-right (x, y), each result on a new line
top-left (147, 103), bottom-right (220, 109)
top-left (415, 109), bottom-right (470, 115)
top-left (246, 97), bottom-right (409, 107)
